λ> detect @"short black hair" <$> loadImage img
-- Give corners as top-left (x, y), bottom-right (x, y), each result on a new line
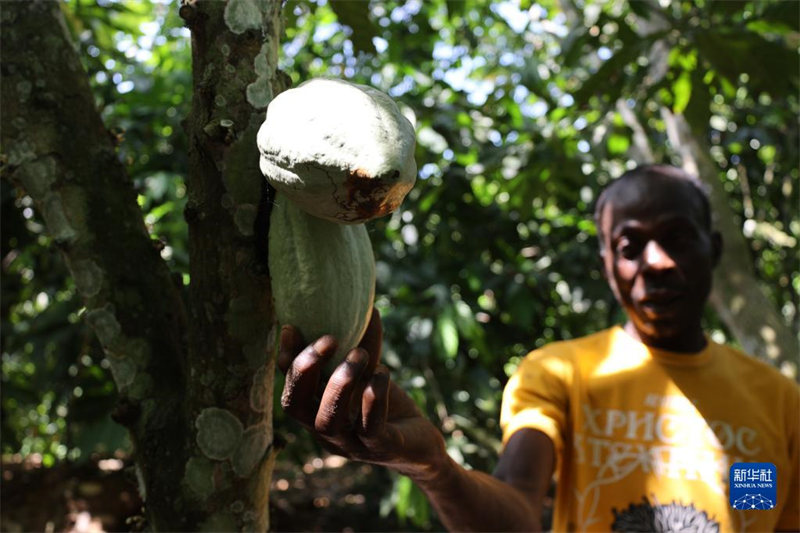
top-left (593, 165), bottom-right (712, 251)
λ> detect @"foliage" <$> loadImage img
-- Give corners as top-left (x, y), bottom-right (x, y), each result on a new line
top-left (2, 0), bottom-right (797, 529)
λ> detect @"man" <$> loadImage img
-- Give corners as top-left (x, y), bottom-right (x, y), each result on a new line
top-left (278, 165), bottom-right (799, 531)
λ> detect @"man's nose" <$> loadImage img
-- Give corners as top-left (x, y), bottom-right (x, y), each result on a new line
top-left (642, 240), bottom-right (676, 271)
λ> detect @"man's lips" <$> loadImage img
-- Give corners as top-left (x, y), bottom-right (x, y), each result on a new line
top-left (637, 289), bottom-right (684, 316)
top-left (641, 288), bottom-right (683, 303)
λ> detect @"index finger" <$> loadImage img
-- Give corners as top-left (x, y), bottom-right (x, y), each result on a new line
top-left (280, 335), bottom-right (338, 426)
top-left (358, 307), bottom-right (383, 376)
top-left (278, 325), bottom-right (306, 374)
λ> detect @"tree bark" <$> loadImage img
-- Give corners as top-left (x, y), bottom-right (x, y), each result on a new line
top-left (1, 1), bottom-right (188, 527)
top-left (1, 0), bottom-right (286, 529)
top-left (179, 0), bottom-right (286, 530)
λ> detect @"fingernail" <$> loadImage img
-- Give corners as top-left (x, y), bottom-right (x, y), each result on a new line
top-left (346, 348), bottom-right (367, 366)
top-left (312, 335), bottom-right (337, 355)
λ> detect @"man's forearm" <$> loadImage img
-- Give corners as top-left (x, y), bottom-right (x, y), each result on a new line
top-left (410, 455), bottom-right (543, 532)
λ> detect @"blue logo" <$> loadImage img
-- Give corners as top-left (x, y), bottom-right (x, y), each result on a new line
top-left (729, 462), bottom-right (777, 510)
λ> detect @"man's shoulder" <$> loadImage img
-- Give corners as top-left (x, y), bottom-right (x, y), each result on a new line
top-left (525, 327), bottom-right (617, 362)
top-left (711, 340), bottom-right (799, 393)
top-left (509, 329), bottom-right (618, 392)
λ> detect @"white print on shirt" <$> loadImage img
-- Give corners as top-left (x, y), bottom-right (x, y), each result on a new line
top-left (579, 404), bottom-right (760, 454)
top-left (572, 395), bottom-right (759, 530)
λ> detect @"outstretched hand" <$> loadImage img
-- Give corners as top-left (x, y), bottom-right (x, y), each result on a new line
top-left (278, 308), bottom-right (447, 480)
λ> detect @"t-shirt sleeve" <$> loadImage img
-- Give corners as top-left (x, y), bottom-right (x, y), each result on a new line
top-left (500, 349), bottom-right (572, 461)
top-left (775, 384), bottom-right (800, 531)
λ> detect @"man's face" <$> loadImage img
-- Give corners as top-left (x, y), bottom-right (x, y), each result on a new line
top-left (599, 176), bottom-right (721, 350)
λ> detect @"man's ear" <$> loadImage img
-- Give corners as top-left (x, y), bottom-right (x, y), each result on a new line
top-left (711, 231), bottom-right (723, 267)
top-left (598, 253), bottom-right (608, 280)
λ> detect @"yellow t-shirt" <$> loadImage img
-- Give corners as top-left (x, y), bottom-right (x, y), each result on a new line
top-left (501, 326), bottom-right (800, 532)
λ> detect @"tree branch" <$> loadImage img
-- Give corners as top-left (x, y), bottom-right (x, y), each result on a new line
top-left (616, 99), bottom-right (655, 163)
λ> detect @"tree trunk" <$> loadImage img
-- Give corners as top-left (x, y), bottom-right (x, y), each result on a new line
top-left (179, 0), bottom-right (286, 530)
top-left (1, 0), bottom-right (286, 529)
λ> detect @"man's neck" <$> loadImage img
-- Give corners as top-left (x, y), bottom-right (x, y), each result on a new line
top-left (623, 321), bottom-right (707, 353)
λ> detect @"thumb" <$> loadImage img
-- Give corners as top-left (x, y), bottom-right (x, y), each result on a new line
top-left (358, 307), bottom-right (382, 371)
top-left (360, 365), bottom-right (390, 441)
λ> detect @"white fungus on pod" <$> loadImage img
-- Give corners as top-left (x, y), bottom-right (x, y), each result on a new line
top-left (257, 78), bottom-right (416, 224)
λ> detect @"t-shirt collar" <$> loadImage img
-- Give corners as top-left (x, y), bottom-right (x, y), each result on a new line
top-left (612, 325), bottom-right (715, 367)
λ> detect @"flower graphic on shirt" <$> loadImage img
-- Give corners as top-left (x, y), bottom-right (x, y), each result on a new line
top-left (611, 496), bottom-right (720, 533)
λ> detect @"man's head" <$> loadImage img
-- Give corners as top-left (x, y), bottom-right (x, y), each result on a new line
top-left (594, 165), bottom-right (722, 352)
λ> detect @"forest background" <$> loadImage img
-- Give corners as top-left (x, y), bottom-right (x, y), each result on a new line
top-left (2, 0), bottom-right (798, 531)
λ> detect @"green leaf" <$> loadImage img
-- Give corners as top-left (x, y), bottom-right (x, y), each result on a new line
top-left (437, 314), bottom-right (459, 359)
top-left (760, 1), bottom-right (800, 31)
top-left (394, 475), bottom-right (412, 523)
top-left (629, 0), bottom-right (653, 20)
top-left (694, 29), bottom-right (798, 96)
top-left (758, 145), bottom-right (777, 164)
top-left (560, 30), bottom-right (589, 68)
top-left (572, 38), bottom-right (651, 107)
top-left (672, 71), bottom-right (692, 114)
top-left (709, 0), bottom-right (749, 17)
top-left (392, 474), bottom-right (430, 527)
top-left (446, 0), bottom-right (465, 20)
top-left (606, 134), bottom-right (630, 155)
top-left (684, 68), bottom-right (712, 133)
top-left (329, 0), bottom-right (377, 54)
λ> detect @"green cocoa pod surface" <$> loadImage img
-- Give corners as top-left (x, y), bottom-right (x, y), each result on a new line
top-left (269, 197), bottom-right (375, 358)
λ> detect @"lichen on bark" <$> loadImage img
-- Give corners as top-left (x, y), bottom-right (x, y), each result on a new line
top-left (223, 0), bottom-right (266, 35)
top-left (195, 407), bottom-right (244, 460)
top-left (71, 259), bottom-right (105, 298)
top-left (247, 42), bottom-right (275, 108)
top-left (183, 457), bottom-right (215, 501)
top-left (232, 422), bottom-right (270, 477)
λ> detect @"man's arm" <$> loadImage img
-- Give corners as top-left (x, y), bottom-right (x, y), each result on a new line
top-left (279, 310), bottom-right (555, 531)
top-left (413, 428), bottom-right (555, 531)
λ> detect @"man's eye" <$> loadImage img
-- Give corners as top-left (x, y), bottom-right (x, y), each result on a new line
top-left (616, 238), bottom-right (639, 258)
